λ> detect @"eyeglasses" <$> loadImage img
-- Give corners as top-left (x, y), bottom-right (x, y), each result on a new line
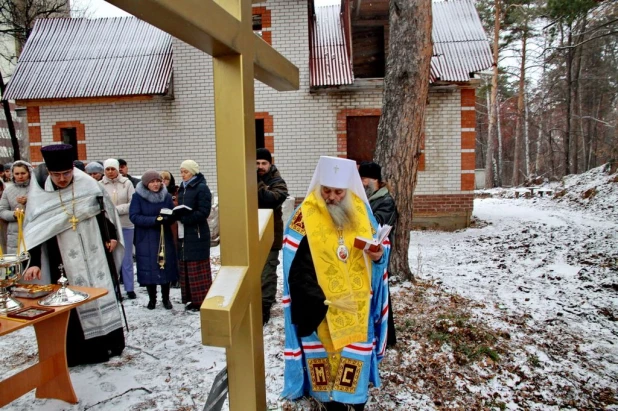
top-left (49, 170), bottom-right (73, 179)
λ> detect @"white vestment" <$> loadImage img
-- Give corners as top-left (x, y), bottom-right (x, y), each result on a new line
top-left (23, 169), bottom-right (125, 339)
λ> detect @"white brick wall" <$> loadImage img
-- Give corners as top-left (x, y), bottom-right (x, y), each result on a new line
top-left (37, 0), bottom-right (464, 198)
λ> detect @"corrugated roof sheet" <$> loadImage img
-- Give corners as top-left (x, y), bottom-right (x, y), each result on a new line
top-left (4, 17), bottom-right (173, 101)
top-left (310, 5), bottom-right (353, 88)
top-left (432, 0), bottom-right (493, 82)
top-left (310, 0), bottom-right (492, 87)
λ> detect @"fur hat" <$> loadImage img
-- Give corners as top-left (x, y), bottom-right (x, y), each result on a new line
top-left (180, 160), bottom-right (199, 176)
top-left (256, 148), bottom-right (272, 163)
top-left (104, 158), bottom-right (120, 171)
top-left (141, 170), bottom-right (162, 187)
top-left (358, 161), bottom-right (382, 181)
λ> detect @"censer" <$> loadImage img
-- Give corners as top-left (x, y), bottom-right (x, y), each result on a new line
top-left (0, 209), bottom-right (30, 314)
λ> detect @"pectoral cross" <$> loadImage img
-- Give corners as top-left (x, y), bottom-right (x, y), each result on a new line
top-left (69, 215), bottom-right (79, 231)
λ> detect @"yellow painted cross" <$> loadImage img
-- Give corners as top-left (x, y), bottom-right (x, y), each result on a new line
top-left (107, 0), bottom-right (299, 409)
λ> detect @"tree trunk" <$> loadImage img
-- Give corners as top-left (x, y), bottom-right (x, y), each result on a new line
top-left (374, 0), bottom-right (432, 281)
top-left (496, 94), bottom-right (503, 186)
top-left (564, 24), bottom-right (573, 175)
top-left (0, 72), bottom-right (21, 161)
top-left (484, 0), bottom-right (500, 188)
top-left (513, 30), bottom-right (527, 186)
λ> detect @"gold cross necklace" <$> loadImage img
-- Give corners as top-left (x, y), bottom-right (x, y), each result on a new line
top-left (58, 182), bottom-right (79, 230)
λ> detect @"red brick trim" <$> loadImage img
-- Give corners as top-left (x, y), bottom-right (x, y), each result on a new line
top-left (26, 106), bottom-right (40, 124)
top-left (253, 7), bottom-right (272, 45)
top-left (27, 106), bottom-right (42, 162)
top-left (255, 112), bottom-right (275, 159)
top-left (336, 108), bottom-right (382, 157)
top-left (461, 88), bottom-right (475, 107)
top-left (52, 121), bottom-right (87, 160)
top-left (460, 87), bottom-right (477, 191)
top-left (461, 152), bottom-right (475, 171)
top-left (412, 194), bottom-right (474, 216)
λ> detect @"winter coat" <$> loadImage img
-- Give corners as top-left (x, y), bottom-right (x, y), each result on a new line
top-left (0, 161), bottom-right (33, 254)
top-left (258, 164), bottom-right (288, 250)
top-left (101, 175), bottom-right (135, 228)
top-left (129, 183), bottom-right (178, 285)
top-left (176, 173), bottom-right (211, 261)
top-left (368, 186), bottom-right (397, 245)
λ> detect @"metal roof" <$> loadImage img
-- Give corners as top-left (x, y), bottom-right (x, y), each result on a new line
top-left (4, 17), bottom-right (173, 101)
top-left (309, 5), bottom-right (353, 88)
top-left (310, 0), bottom-right (492, 87)
top-left (432, 0), bottom-right (493, 82)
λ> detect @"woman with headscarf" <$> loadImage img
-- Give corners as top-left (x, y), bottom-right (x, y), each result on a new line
top-left (175, 160), bottom-right (212, 311)
top-left (101, 158), bottom-right (136, 299)
top-left (0, 161), bottom-right (33, 254)
top-left (86, 162), bottom-right (104, 181)
top-left (130, 170), bottom-right (178, 309)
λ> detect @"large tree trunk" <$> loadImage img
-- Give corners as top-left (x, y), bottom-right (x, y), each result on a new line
top-left (485, 0), bottom-right (500, 188)
top-left (374, 0), bottom-right (432, 281)
top-left (496, 94), bottom-right (503, 186)
top-left (0, 72), bottom-right (21, 161)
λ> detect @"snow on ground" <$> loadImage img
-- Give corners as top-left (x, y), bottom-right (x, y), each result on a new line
top-left (1, 165), bottom-right (617, 410)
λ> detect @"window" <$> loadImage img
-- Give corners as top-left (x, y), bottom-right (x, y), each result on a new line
top-left (253, 14), bottom-right (262, 37)
top-left (255, 119), bottom-right (265, 149)
top-left (60, 127), bottom-right (79, 160)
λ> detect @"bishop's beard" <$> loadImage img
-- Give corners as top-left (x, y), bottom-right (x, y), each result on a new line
top-left (319, 189), bottom-right (355, 228)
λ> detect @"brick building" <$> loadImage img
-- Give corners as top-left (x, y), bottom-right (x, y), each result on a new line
top-left (4, 0), bottom-right (491, 230)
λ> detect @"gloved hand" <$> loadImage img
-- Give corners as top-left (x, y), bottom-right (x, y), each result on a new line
top-left (156, 214), bottom-right (171, 225)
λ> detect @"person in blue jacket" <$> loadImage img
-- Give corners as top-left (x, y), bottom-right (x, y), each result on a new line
top-left (130, 170), bottom-right (178, 309)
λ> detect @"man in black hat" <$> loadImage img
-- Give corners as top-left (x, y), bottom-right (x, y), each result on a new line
top-left (256, 147), bottom-right (288, 325)
top-left (118, 158), bottom-right (140, 188)
top-left (358, 161), bottom-right (398, 347)
top-left (22, 144), bottom-right (126, 366)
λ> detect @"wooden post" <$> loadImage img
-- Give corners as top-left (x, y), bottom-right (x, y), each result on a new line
top-left (106, 0), bottom-right (299, 408)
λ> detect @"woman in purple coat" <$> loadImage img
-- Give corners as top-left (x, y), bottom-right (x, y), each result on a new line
top-left (129, 170), bottom-right (178, 309)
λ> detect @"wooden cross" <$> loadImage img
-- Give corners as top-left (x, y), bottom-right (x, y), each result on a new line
top-left (107, 0), bottom-right (299, 409)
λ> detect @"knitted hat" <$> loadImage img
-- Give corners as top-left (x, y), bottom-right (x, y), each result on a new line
top-left (85, 162), bottom-right (104, 174)
top-left (104, 158), bottom-right (120, 171)
top-left (358, 161), bottom-right (382, 181)
top-left (256, 148), bottom-right (272, 163)
top-left (141, 170), bottom-right (162, 187)
top-left (41, 144), bottom-right (74, 172)
top-left (180, 160), bottom-right (199, 176)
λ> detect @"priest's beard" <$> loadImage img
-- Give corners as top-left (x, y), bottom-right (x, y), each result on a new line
top-left (323, 192), bottom-right (355, 228)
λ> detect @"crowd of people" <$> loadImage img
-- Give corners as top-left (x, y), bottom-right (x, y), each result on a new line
top-left (6, 144), bottom-right (213, 367)
top-left (5, 143), bottom-right (400, 410)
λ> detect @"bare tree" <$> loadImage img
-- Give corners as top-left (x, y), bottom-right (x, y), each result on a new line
top-left (0, 0), bottom-right (71, 160)
top-left (374, 0), bottom-right (433, 281)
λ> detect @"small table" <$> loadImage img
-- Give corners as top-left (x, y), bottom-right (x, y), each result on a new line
top-left (0, 286), bottom-right (108, 406)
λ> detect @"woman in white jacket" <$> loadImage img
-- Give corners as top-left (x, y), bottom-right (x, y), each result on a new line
top-left (101, 158), bottom-right (136, 299)
top-left (0, 161), bottom-right (33, 254)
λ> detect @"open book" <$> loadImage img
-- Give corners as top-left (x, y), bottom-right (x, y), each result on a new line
top-left (160, 204), bottom-right (192, 215)
top-left (353, 224), bottom-right (392, 252)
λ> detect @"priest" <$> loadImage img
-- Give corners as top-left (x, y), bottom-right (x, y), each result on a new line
top-left (281, 156), bottom-right (390, 410)
top-left (23, 144), bottom-right (126, 366)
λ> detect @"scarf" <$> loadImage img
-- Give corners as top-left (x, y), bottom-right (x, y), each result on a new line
top-left (301, 191), bottom-right (374, 351)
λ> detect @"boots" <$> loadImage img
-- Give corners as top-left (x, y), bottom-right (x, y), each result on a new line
top-left (146, 285), bottom-right (157, 310)
top-left (161, 283), bottom-right (172, 310)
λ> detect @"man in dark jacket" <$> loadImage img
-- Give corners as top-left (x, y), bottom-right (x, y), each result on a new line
top-left (359, 161), bottom-right (398, 347)
top-left (257, 148), bottom-right (288, 325)
top-left (118, 158), bottom-right (140, 188)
